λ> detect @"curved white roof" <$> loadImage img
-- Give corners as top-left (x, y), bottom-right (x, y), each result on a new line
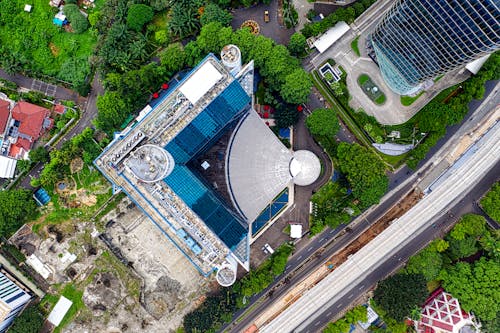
top-left (291, 150), bottom-right (321, 186)
top-left (226, 110), bottom-right (293, 222)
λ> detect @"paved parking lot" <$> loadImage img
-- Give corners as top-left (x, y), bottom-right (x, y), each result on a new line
top-left (231, 0), bottom-right (294, 45)
top-left (31, 79), bottom-right (57, 97)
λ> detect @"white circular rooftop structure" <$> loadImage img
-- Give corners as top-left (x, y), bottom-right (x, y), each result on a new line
top-left (290, 150), bottom-right (321, 186)
top-left (126, 144), bottom-right (175, 183)
top-left (221, 45), bottom-right (242, 75)
top-left (216, 264), bottom-right (237, 287)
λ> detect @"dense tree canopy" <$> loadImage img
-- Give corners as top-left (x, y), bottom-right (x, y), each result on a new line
top-left (29, 146), bottom-right (50, 164)
top-left (287, 32), bottom-right (307, 56)
top-left (405, 245), bottom-right (443, 281)
top-left (373, 273), bottom-right (428, 321)
top-left (63, 4), bottom-right (90, 34)
top-left (200, 3), bottom-right (232, 26)
top-left (336, 143), bottom-right (388, 209)
top-left (169, 0), bottom-right (202, 38)
top-left (95, 92), bottom-right (130, 133)
top-left (439, 258), bottom-right (500, 321)
top-left (280, 68), bottom-right (313, 104)
top-left (481, 182), bottom-right (500, 222)
top-left (9, 304), bottom-right (44, 333)
top-left (306, 108), bottom-right (340, 138)
top-left (0, 190), bottom-right (37, 237)
top-left (126, 4), bottom-right (154, 32)
top-left (160, 43), bottom-right (187, 74)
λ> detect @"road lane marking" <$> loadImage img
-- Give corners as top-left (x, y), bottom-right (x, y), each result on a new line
top-left (348, 294), bottom-right (353, 299)
top-left (320, 237), bottom-right (326, 242)
top-left (359, 285), bottom-right (365, 290)
top-left (337, 303), bottom-right (343, 308)
top-left (327, 311), bottom-right (332, 316)
top-left (307, 247), bottom-right (313, 252)
top-left (297, 255), bottom-right (302, 260)
top-left (315, 322), bottom-right (321, 326)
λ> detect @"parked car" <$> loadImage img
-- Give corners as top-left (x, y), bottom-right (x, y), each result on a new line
top-left (264, 10), bottom-right (270, 23)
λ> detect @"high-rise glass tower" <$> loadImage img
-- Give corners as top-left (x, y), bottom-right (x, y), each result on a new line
top-left (370, 0), bottom-right (500, 95)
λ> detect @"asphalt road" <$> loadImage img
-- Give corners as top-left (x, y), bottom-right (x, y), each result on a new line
top-left (224, 79), bottom-right (499, 333)
top-left (0, 69), bottom-right (81, 102)
top-left (301, 159), bottom-right (500, 333)
top-left (224, 170), bottom-right (417, 332)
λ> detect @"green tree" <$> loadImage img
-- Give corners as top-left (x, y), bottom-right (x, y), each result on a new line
top-left (197, 22), bottom-right (229, 54)
top-left (330, 81), bottom-right (344, 97)
top-left (280, 68), bottom-right (313, 104)
top-left (63, 4), bottom-right (90, 34)
top-left (373, 273), bottom-right (428, 321)
top-left (95, 91), bottom-right (130, 133)
top-left (336, 143), bottom-right (388, 209)
top-left (0, 190), bottom-right (37, 236)
top-left (200, 3), bottom-right (232, 26)
top-left (481, 182), bottom-right (500, 222)
top-left (439, 258), bottom-right (500, 321)
top-left (160, 43), bottom-right (186, 73)
top-left (29, 146), bottom-right (50, 164)
top-left (345, 305), bottom-right (368, 323)
top-left (169, 2), bottom-right (200, 38)
top-left (287, 32), bottom-right (307, 56)
top-left (9, 304), bottom-right (44, 333)
top-left (274, 104), bottom-right (299, 128)
top-left (324, 319), bottom-right (350, 333)
top-left (127, 4), bottom-right (154, 32)
top-left (405, 246), bottom-right (443, 281)
top-left (447, 236), bottom-right (478, 260)
top-left (449, 214), bottom-right (487, 240)
top-left (306, 108), bottom-right (340, 138)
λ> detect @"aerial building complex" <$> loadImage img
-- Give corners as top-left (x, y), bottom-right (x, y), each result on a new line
top-left (0, 269), bottom-right (32, 333)
top-left (370, 0), bottom-right (500, 95)
top-left (95, 46), bottom-right (320, 285)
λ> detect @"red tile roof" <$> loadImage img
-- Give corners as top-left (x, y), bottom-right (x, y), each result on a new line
top-left (8, 144), bottom-right (23, 159)
top-left (0, 99), bottom-right (10, 134)
top-left (16, 138), bottom-right (32, 151)
top-left (11, 101), bottom-right (50, 139)
top-left (53, 104), bottom-right (66, 115)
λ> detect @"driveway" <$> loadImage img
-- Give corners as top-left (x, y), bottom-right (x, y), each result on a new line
top-left (0, 69), bottom-right (83, 105)
top-left (231, 0), bottom-right (294, 45)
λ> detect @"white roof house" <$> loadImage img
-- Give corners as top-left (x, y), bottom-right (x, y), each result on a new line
top-left (313, 21), bottom-right (351, 53)
top-left (0, 156), bottom-right (17, 178)
top-left (47, 296), bottom-right (73, 327)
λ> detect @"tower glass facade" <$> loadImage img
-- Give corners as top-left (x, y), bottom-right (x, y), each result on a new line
top-left (371, 0), bottom-right (500, 95)
top-left (0, 271), bottom-right (31, 333)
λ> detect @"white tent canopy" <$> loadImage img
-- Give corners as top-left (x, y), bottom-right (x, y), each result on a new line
top-left (47, 296), bottom-right (73, 327)
top-left (313, 21), bottom-right (350, 53)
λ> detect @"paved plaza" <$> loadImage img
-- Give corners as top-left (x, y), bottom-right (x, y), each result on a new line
top-left (309, 0), bottom-right (471, 125)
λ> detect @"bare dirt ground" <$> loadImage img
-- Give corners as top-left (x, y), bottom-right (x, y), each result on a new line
top-left (64, 197), bottom-right (211, 333)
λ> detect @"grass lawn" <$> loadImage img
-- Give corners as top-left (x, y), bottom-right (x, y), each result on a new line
top-left (358, 74), bottom-right (370, 85)
top-left (358, 74), bottom-right (386, 105)
top-left (32, 166), bottom-right (112, 232)
top-left (400, 91), bottom-right (424, 106)
top-left (0, 0), bottom-right (98, 85)
top-left (351, 36), bottom-right (360, 56)
top-left (374, 94), bottom-right (386, 105)
top-left (41, 284), bottom-right (85, 333)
